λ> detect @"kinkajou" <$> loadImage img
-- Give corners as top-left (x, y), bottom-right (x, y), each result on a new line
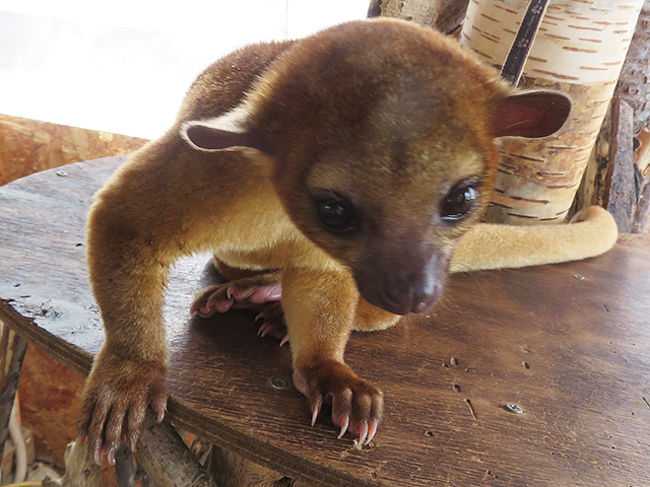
top-left (80, 18), bottom-right (616, 463)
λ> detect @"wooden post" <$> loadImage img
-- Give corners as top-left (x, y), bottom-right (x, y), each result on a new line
top-left (632, 128), bottom-right (650, 233)
top-left (368, 0), bottom-right (442, 25)
top-left (616, 0), bottom-right (650, 136)
top-left (604, 99), bottom-right (637, 232)
top-left (367, 0), bottom-right (470, 33)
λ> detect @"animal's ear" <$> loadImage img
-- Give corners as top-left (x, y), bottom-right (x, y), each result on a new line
top-left (491, 91), bottom-right (571, 138)
top-left (180, 107), bottom-right (271, 154)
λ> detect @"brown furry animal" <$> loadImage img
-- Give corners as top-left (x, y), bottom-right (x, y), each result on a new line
top-left (80, 18), bottom-right (616, 463)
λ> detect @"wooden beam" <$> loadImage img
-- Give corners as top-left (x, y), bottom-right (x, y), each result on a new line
top-left (632, 128), bottom-right (650, 233)
top-left (604, 98), bottom-right (637, 232)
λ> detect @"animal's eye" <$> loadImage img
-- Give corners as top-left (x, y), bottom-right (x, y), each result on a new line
top-left (440, 180), bottom-right (479, 221)
top-left (314, 195), bottom-right (357, 233)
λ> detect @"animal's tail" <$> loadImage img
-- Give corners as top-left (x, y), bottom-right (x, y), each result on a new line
top-left (450, 206), bottom-right (618, 273)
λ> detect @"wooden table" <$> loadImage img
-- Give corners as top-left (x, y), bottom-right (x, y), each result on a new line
top-left (0, 156), bottom-right (648, 486)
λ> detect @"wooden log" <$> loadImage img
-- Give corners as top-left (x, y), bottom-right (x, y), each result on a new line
top-left (619, 0), bottom-right (650, 231)
top-left (632, 128), bottom-right (650, 233)
top-left (615, 0), bottom-right (650, 136)
top-left (436, 0), bottom-right (470, 34)
top-left (134, 415), bottom-right (216, 487)
top-left (367, 0), bottom-right (470, 33)
top-left (633, 177), bottom-right (650, 233)
top-left (0, 322), bottom-right (27, 464)
top-left (41, 440), bottom-right (100, 487)
top-left (604, 99), bottom-right (636, 232)
top-left (42, 416), bottom-right (216, 486)
top-left (367, 0), bottom-right (441, 25)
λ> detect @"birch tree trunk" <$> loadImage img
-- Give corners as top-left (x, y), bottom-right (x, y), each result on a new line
top-left (459, 0), bottom-right (645, 224)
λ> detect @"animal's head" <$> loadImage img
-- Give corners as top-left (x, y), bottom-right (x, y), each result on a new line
top-left (181, 19), bottom-right (570, 315)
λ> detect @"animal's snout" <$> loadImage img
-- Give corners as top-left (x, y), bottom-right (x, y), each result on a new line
top-left (356, 252), bottom-right (447, 315)
top-left (374, 273), bottom-right (441, 315)
top-left (409, 277), bottom-right (441, 314)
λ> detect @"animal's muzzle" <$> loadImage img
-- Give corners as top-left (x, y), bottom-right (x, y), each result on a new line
top-left (355, 252), bottom-right (447, 315)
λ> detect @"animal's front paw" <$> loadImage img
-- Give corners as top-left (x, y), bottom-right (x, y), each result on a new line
top-left (79, 353), bottom-right (167, 465)
top-left (293, 360), bottom-right (383, 447)
top-left (190, 274), bottom-right (281, 318)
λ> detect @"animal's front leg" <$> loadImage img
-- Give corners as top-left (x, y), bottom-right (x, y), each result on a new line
top-left (282, 267), bottom-right (383, 446)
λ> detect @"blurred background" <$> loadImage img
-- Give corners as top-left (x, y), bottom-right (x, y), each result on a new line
top-left (0, 0), bottom-right (369, 139)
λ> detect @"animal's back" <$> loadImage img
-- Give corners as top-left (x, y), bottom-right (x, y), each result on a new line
top-left (177, 40), bottom-right (295, 124)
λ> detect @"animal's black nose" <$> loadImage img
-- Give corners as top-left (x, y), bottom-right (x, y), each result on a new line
top-left (360, 270), bottom-right (443, 315)
top-left (355, 248), bottom-right (449, 315)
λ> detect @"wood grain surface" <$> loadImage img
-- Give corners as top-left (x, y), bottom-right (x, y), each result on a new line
top-left (0, 156), bottom-right (648, 486)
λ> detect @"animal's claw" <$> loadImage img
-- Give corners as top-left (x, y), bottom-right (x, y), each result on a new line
top-left (191, 277), bottom-right (281, 318)
top-left (357, 421), bottom-right (368, 446)
top-left (129, 435), bottom-right (138, 453)
top-left (367, 418), bottom-right (378, 445)
top-left (311, 398), bottom-right (322, 426)
top-left (93, 446), bottom-right (103, 466)
top-left (293, 360), bottom-right (383, 444)
top-left (255, 302), bottom-right (287, 343)
top-left (337, 414), bottom-right (350, 439)
top-left (79, 359), bottom-right (167, 466)
top-left (258, 323), bottom-right (268, 338)
top-left (106, 446), bottom-right (117, 466)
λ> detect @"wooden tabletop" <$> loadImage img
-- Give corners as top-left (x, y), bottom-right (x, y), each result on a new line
top-left (0, 156), bottom-right (648, 486)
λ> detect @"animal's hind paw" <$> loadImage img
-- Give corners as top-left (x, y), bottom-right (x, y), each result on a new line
top-left (190, 273), bottom-right (281, 318)
top-left (255, 302), bottom-right (288, 344)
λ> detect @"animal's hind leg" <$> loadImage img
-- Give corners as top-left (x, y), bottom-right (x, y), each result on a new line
top-left (255, 301), bottom-right (287, 344)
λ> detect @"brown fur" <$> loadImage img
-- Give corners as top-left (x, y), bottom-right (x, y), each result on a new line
top-left (80, 18), bottom-right (614, 461)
